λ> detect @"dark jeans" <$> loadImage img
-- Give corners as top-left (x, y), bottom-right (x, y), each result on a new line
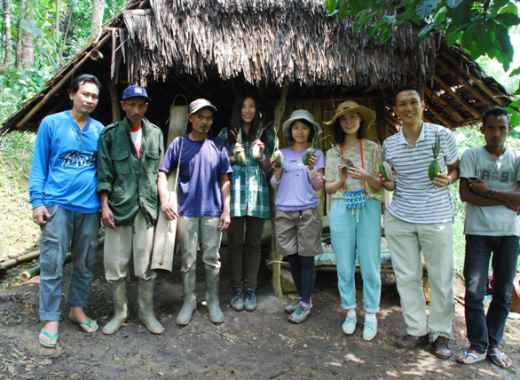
top-left (286, 254), bottom-right (315, 304)
top-left (228, 216), bottom-right (265, 290)
top-left (464, 235), bottom-right (519, 353)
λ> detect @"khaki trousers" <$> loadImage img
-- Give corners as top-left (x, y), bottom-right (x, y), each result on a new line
top-left (385, 212), bottom-right (454, 340)
top-left (104, 211), bottom-right (155, 281)
top-left (178, 216), bottom-right (222, 272)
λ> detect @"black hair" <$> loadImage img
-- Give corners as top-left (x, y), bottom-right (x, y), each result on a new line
top-left (288, 119), bottom-right (316, 144)
top-left (331, 113), bottom-right (367, 144)
top-left (68, 74), bottom-right (101, 94)
top-left (482, 107), bottom-right (509, 126)
top-left (393, 86), bottom-right (422, 105)
top-left (228, 94), bottom-right (265, 145)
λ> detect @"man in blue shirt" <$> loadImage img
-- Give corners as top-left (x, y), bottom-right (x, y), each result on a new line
top-left (29, 74), bottom-right (104, 348)
top-left (158, 98), bottom-right (232, 326)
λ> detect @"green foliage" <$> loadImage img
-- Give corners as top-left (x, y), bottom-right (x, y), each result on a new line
top-left (0, 130), bottom-right (35, 183)
top-left (0, 0), bottom-right (127, 125)
top-left (328, 1), bottom-right (519, 72)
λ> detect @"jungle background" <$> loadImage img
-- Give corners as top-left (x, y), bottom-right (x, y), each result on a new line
top-left (0, 2), bottom-right (520, 379)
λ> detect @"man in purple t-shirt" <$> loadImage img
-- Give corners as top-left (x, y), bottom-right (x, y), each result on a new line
top-left (158, 98), bottom-right (232, 326)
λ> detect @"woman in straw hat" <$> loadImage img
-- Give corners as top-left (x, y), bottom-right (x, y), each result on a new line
top-left (271, 109), bottom-right (324, 324)
top-left (324, 100), bottom-right (384, 340)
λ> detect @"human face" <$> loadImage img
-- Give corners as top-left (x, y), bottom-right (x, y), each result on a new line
top-left (121, 98), bottom-right (149, 126)
top-left (481, 114), bottom-right (509, 151)
top-left (339, 112), bottom-right (361, 136)
top-left (69, 81), bottom-right (99, 116)
top-left (189, 108), bottom-right (214, 136)
top-left (290, 120), bottom-right (311, 144)
top-left (394, 90), bottom-right (424, 127)
top-left (241, 97), bottom-right (256, 124)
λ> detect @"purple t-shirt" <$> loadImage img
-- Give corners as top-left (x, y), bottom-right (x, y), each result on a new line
top-left (160, 136), bottom-right (232, 217)
top-left (275, 147), bottom-right (325, 211)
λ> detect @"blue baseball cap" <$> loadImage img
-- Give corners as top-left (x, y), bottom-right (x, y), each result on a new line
top-left (121, 85), bottom-right (150, 101)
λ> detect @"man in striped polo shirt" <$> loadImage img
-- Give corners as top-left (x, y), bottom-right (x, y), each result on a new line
top-left (382, 87), bottom-right (459, 359)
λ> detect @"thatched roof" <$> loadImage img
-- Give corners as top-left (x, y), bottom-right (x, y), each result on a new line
top-left (1, 0), bottom-right (511, 132)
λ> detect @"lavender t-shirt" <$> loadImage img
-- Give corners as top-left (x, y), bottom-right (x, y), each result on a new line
top-left (159, 136), bottom-right (232, 217)
top-left (275, 148), bottom-right (325, 211)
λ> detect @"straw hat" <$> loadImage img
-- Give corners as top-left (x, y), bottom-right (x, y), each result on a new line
top-left (282, 109), bottom-right (321, 140)
top-left (324, 100), bottom-right (376, 127)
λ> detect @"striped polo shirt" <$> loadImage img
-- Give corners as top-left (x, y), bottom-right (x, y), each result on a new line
top-left (383, 122), bottom-right (458, 224)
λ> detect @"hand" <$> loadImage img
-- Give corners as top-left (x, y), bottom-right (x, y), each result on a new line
top-left (306, 154), bottom-right (317, 171)
top-left (337, 164), bottom-right (348, 183)
top-left (101, 205), bottom-right (116, 229)
top-left (160, 200), bottom-right (178, 221)
top-left (468, 180), bottom-right (489, 195)
top-left (251, 139), bottom-right (265, 161)
top-left (273, 166), bottom-right (283, 180)
top-left (432, 174), bottom-right (451, 188)
top-left (32, 206), bottom-right (50, 225)
top-left (378, 174), bottom-right (395, 191)
top-left (347, 166), bottom-right (369, 181)
top-left (218, 210), bottom-right (230, 231)
top-left (506, 203), bottom-right (520, 213)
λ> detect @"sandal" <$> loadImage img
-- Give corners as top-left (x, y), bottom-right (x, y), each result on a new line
top-left (39, 327), bottom-right (59, 348)
top-left (69, 316), bottom-right (99, 333)
top-left (456, 348), bottom-right (487, 365)
top-left (488, 347), bottom-right (513, 369)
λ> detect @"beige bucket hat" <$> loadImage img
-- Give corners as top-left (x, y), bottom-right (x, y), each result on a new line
top-left (324, 100), bottom-right (376, 127)
top-left (282, 109), bottom-right (321, 140)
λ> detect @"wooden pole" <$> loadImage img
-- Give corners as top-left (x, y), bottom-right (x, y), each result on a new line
top-left (271, 84), bottom-right (289, 299)
top-left (0, 250), bottom-right (39, 271)
top-left (109, 81), bottom-right (121, 122)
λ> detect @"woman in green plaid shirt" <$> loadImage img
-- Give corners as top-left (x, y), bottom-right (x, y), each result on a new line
top-left (214, 95), bottom-right (275, 312)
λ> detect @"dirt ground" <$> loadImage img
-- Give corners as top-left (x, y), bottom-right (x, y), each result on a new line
top-left (0, 247), bottom-right (519, 380)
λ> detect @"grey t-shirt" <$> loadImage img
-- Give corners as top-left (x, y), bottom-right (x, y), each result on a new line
top-left (460, 146), bottom-right (520, 237)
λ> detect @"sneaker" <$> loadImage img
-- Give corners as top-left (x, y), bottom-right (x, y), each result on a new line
top-left (230, 287), bottom-right (244, 312)
top-left (456, 348), bottom-right (487, 365)
top-left (288, 302), bottom-right (312, 324)
top-left (342, 311), bottom-right (357, 335)
top-left (362, 315), bottom-right (377, 341)
top-left (284, 300), bottom-right (300, 314)
top-left (395, 334), bottom-right (429, 349)
top-left (432, 336), bottom-right (452, 360)
top-left (244, 288), bottom-right (257, 312)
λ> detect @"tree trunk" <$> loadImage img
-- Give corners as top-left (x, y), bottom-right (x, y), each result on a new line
top-left (55, 0), bottom-right (61, 41)
top-left (90, 0), bottom-right (105, 40)
top-left (2, 0), bottom-right (14, 68)
top-left (16, 0), bottom-right (35, 69)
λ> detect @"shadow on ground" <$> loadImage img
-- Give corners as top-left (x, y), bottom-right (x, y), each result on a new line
top-left (0, 246), bottom-right (519, 380)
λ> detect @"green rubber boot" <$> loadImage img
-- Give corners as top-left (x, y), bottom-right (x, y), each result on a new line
top-left (176, 267), bottom-right (197, 326)
top-left (102, 279), bottom-right (128, 335)
top-left (137, 279), bottom-right (165, 335)
top-left (206, 267), bottom-right (224, 324)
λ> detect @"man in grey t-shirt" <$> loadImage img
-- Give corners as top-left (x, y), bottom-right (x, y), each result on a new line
top-left (457, 107), bottom-right (520, 368)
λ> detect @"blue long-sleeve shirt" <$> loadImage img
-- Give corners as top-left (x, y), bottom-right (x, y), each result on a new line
top-left (29, 111), bottom-right (104, 213)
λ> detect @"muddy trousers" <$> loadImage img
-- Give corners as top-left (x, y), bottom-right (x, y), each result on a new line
top-left (228, 216), bottom-right (265, 290)
top-left (39, 205), bottom-right (99, 321)
top-left (103, 211), bottom-right (155, 282)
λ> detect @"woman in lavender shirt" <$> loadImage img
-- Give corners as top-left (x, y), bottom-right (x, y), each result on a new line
top-left (271, 109), bottom-right (324, 324)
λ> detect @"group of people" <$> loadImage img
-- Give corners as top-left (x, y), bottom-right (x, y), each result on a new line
top-left (29, 74), bottom-right (519, 369)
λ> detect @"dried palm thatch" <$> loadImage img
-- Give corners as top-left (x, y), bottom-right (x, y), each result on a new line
top-left (0, 0), bottom-right (511, 132)
top-left (122, 0), bottom-right (437, 88)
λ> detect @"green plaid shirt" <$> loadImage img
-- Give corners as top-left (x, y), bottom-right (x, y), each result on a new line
top-left (215, 127), bottom-right (275, 219)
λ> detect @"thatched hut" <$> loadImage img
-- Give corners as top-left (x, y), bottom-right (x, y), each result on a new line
top-left (1, 0), bottom-right (511, 295)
